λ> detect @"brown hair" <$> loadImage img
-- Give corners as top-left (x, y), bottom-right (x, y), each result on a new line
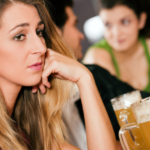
top-left (0, 0), bottom-right (74, 150)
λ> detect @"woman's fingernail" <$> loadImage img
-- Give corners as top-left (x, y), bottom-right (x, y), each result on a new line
top-left (41, 87), bottom-right (46, 94)
top-left (32, 89), bottom-right (37, 93)
top-left (47, 83), bottom-right (51, 88)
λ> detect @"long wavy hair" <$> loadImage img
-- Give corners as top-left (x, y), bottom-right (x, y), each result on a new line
top-left (0, 0), bottom-right (75, 149)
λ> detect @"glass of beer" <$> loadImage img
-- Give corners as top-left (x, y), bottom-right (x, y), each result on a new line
top-left (111, 90), bottom-right (146, 149)
top-left (119, 97), bottom-right (150, 150)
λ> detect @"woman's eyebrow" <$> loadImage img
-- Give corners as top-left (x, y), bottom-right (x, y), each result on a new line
top-left (38, 21), bottom-right (44, 26)
top-left (9, 23), bottom-right (29, 33)
top-left (119, 14), bottom-right (132, 20)
top-left (9, 21), bottom-right (44, 33)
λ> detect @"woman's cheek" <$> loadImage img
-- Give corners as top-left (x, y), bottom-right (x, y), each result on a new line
top-left (104, 31), bottom-right (113, 43)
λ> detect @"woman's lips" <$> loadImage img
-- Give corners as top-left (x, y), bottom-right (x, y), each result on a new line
top-left (28, 62), bottom-right (42, 71)
top-left (117, 39), bottom-right (125, 44)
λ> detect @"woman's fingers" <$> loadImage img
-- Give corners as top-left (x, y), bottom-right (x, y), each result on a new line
top-left (31, 50), bottom-right (65, 94)
top-left (32, 82), bottom-right (50, 94)
top-left (42, 50), bottom-right (67, 85)
top-left (52, 73), bottom-right (65, 79)
top-left (39, 81), bottom-right (47, 94)
top-left (32, 85), bottom-right (38, 93)
top-left (40, 49), bottom-right (89, 93)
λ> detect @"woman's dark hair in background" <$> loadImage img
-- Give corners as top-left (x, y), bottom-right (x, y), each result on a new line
top-left (99, 0), bottom-right (150, 37)
top-left (46, 0), bottom-right (73, 29)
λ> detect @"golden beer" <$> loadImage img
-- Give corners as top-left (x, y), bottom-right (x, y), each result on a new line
top-left (119, 97), bottom-right (150, 150)
top-left (111, 91), bottom-right (146, 149)
top-left (139, 121), bottom-right (150, 149)
top-left (115, 108), bottom-right (146, 149)
top-left (115, 107), bottom-right (136, 127)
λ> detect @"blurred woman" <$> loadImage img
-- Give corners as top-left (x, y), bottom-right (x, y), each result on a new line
top-left (0, 0), bottom-right (117, 150)
top-left (83, 0), bottom-right (150, 92)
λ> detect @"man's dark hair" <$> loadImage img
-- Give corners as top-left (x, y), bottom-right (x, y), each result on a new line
top-left (45, 0), bottom-right (74, 29)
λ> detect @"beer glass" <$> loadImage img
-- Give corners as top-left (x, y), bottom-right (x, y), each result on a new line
top-left (119, 97), bottom-right (150, 150)
top-left (111, 90), bottom-right (146, 149)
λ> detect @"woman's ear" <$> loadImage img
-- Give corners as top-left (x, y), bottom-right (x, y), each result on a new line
top-left (139, 12), bottom-right (147, 30)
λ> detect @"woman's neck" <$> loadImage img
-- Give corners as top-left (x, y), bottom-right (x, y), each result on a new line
top-left (0, 78), bottom-right (21, 116)
top-left (113, 39), bottom-right (141, 63)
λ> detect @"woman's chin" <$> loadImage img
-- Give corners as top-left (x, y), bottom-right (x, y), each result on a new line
top-left (22, 77), bottom-right (41, 87)
top-left (113, 45), bottom-right (130, 53)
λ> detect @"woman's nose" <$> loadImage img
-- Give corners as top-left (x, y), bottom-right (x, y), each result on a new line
top-left (112, 26), bottom-right (121, 38)
top-left (30, 35), bottom-right (47, 55)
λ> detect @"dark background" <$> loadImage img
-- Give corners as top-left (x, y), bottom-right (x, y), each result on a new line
top-left (73, 0), bottom-right (100, 55)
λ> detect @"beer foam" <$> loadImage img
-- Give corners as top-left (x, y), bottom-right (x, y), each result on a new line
top-left (134, 102), bottom-right (150, 124)
top-left (113, 100), bottom-right (125, 110)
top-left (122, 92), bottom-right (141, 107)
top-left (111, 91), bottom-right (141, 111)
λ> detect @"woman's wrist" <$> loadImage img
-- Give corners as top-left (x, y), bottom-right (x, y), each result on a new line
top-left (76, 68), bottom-right (94, 89)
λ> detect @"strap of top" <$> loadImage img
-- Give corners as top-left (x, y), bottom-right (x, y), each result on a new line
top-left (90, 39), bottom-right (120, 78)
top-left (140, 37), bottom-right (150, 92)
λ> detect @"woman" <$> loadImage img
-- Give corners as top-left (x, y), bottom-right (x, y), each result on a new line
top-left (83, 0), bottom-right (150, 92)
top-left (0, 0), bottom-right (117, 149)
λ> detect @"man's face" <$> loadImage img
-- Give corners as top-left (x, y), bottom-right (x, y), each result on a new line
top-left (62, 7), bottom-right (84, 61)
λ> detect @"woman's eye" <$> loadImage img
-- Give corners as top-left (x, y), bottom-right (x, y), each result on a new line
top-left (122, 20), bottom-right (130, 25)
top-left (14, 34), bottom-right (25, 41)
top-left (105, 23), bottom-right (112, 29)
top-left (37, 30), bottom-right (44, 37)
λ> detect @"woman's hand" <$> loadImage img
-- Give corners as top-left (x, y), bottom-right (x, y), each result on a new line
top-left (32, 49), bottom-right (117, 150)
top-left (32, 48), bottom-right (91, 93)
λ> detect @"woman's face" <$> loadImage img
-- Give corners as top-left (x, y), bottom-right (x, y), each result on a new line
top-left (0, 3), bottom-right (46, 87)
top-left (100, 5), bottom-right (145, 52)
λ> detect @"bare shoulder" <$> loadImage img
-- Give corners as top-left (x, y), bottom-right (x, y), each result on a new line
top-left (83, 47), bottom-right (111, 64)
top-left (60, 142), bottom-right (81, 150)
top-left (52, 142), bottom-right (80, 150)
top-left (83, 47), bottom-right (115, 74)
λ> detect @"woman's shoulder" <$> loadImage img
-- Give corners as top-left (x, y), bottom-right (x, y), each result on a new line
top-left (61, 143), bottom-right (80, 150)
top-left (83, 47), bottom-right (111, 63)
top-left (83, 38), bottom-right (112, 63)
top-left (82, 46), bottom-right (114, 74)
top-left (52, 142), bottom-right (80, 150)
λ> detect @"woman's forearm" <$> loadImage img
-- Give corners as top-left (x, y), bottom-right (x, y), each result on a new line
top-left (77, 72), bottom-right (117, 150)
top-left (38, 50), bottom-right (117, 149)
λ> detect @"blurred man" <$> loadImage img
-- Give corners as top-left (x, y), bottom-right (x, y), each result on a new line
top-left (46, 1), bottom-right (87, 150)
top-left (47, 0), bottom-right (84, 61)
